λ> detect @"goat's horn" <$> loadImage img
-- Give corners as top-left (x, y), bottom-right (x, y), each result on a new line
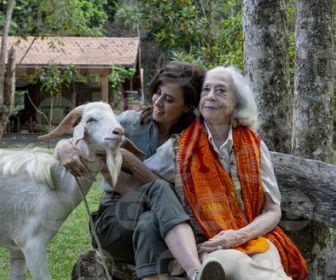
top-left (38, 105), bottom-right (86, 140)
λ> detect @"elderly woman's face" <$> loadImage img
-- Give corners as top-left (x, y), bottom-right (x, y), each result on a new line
top-left (200, 70), bottom-right (237, 125)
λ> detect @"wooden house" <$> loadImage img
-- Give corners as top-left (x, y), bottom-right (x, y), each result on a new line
top-left (5, 36), bottom-right (142, 133)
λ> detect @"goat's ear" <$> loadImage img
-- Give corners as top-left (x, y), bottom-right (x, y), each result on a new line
top-left (75, 139), bottom-right (91, 159)
top-left (72, 122), bottom-right (85, 145)
top-left (122, 137), bottom-right (146, 158)
top-left (72, 122), bottom-right (91, 159)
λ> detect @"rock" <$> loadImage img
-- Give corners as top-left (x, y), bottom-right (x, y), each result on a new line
top-left (71, 250), bottom-right (136, 280)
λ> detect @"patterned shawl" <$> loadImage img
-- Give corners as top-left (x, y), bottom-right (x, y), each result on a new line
top-left (178, 119), bottom-right (308, 280)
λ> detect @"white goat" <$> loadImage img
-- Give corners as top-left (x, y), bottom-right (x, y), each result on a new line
top-left (0, 102), bottom-right (126, 280)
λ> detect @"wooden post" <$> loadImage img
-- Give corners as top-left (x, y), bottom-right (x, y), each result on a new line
top-left (101, 70), bottom-right (109, 103)
top-left (120, 86), bottom-right (127, 112)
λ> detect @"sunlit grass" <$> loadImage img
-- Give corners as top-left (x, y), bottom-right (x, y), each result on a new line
top-left (0, 180), bottom-right (103, 280)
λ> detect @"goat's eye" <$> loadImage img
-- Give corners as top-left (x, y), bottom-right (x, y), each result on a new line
top-left (86, 117), bottom-right (97, 123)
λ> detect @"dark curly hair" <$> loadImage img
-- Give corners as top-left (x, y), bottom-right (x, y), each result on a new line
top-left (140, 62), bottom-right (205, 135)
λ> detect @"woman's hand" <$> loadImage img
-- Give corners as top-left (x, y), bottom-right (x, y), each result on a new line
top-left (54, 139), bottom-right (90, 177)
top-left (120, 148), bottom-right (159, 183)
top-left (200, 194), bottom-right (281, 253)
top-left (200, 229), bottom-right (247, 253)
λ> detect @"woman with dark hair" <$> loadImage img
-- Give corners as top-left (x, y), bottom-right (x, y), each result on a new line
top-left (55, 62), bottom-right (205, 280)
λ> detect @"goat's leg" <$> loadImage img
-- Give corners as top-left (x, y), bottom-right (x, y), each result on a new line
top-left (21, 241), bottom-right (51, 280)
top-left (10, 250), bottom-right (26, 280)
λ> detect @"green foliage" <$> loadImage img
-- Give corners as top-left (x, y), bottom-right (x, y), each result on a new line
top-left (116, 0), bottom-right (244, 68)
top-left (30, 64), bottom-right (81, 97)
top-left (109, 65), bottom-right (135, 89)
top-left (0, 0), bottom-right (108, 36)
top-left (287, 0), bottom-right (296, 79)
top-left (27, 64), bottom-right (84, 129)
top-left (109, 65), bottom-right (135, 110)
top-left (105, 0), bottom-right (122, 23)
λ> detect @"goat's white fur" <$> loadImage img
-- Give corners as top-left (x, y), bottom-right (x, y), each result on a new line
top-left (0, 102), bottom-right (124, 280)
top-left (0, 149), bottom-right (57, 188)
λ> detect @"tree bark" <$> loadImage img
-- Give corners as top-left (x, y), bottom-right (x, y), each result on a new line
top-left (293, 0), bottom-right (334, 162)
top-left (0, 0), bottom-right (16, 139)
top-left (270, 152), bottom-right (336, 229)
top-left (292, 1), bottom-right (334, 278)
top-left (0, 47), bottom-right (16, 137)
top-left (242, 0), bottom-right (292, 153)
top-left (5, 48), bottom-right (16, 112)
top-left (325, 248), bottom-right (336, 279)
top-left (0, 0), bottom-right (16, 106)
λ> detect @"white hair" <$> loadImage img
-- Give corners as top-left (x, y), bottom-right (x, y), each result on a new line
top-left (206, 66), bottom-right (258, 129)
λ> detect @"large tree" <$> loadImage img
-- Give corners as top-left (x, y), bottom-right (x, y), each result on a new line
top-left (0, 0), bottom-right (16, 138)
top-left (292, 0), bottom-right (334, 162)
top-left (242, 0), bottom-right (291, 153)
top-left (292, 0), bottom-right (335, 278)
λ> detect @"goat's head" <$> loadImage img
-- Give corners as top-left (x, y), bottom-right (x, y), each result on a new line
top-left (39, 102), bottom-right (124, 187)
top-left (76, 102), bottom-right (124, 152)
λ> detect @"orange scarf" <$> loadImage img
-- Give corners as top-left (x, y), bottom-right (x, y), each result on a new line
top-left (178, 119), bottom-right (308, 280)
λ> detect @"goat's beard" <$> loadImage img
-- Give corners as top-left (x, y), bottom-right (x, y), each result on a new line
top-left (105, 149), bottom-right (122, 189)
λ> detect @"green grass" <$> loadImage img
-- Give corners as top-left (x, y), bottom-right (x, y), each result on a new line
top-left (0, 179), bottom-right (104, 280)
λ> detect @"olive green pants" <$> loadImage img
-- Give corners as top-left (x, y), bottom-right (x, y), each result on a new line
top-left (94, 179), bottom-right (191, 278)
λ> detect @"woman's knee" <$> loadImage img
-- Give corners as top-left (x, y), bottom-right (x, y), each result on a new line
top-left (203, 249), bottom-right (250, 275)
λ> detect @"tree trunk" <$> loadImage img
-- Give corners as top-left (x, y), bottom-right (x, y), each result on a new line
top-left (242, 0), bottom-right (291, 153)
top-left (0, 0), bottom-right (16, 139)
top-left (270, 152), bottom-right (336, 229)
top-left (293, 0), bottom-right (334, 162)
top-left (5, 47), bottom-right (16, 113)
top-left (292, 1), bottom-right (334, 279)
top-left (325, 248), bottom-right (336, 279)
top-left (0, 48), bottom-right (16, 137)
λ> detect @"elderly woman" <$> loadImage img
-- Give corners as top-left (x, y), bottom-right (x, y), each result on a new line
top-left (146, 66), bottom-right (308, 280)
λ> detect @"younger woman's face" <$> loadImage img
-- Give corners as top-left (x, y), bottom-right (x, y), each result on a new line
top-left (152, 82), bottom-right (189, 128)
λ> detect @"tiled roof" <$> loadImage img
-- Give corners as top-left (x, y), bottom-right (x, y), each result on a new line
top-left (5, 36), bottom-right (139, 67)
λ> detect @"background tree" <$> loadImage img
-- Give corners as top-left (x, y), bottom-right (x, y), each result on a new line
top-left (0, 0), bottom-right (16, 138)
top-left (115, 0), bottom-right (244, 68)
top-left (293, 0), bottom-right (334, 162)
top-left (242, 0), bottom-right (291, 153)
top-left (292, 0), bottom-right (335, 278)
top-left (0, 0), bottom-right (108, 37)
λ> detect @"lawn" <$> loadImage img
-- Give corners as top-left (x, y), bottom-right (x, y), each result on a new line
top-left (0, 179), bottom-right (104, 280)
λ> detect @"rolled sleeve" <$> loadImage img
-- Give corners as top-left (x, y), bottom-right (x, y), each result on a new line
top-left (260, 141), bottom-right (281, 205)
top-left (143, 139), bottom-right (175, 183)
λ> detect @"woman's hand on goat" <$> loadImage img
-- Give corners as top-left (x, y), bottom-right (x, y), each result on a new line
top-left (120, 149), bottom-right (159, 183)
top-left (55, 139), bottom-right (90, 177)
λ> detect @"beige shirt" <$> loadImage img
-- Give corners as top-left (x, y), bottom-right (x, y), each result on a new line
top-left (144, 126), bottom-right (281, 205)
